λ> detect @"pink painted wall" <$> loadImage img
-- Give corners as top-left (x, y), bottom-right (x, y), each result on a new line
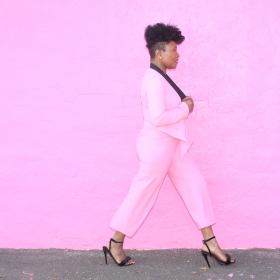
top-left (0, 0), bottom-right (280, 249)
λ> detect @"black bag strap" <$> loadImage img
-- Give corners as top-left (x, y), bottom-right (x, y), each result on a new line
top-left (150, 63), bottom-right (186, 100)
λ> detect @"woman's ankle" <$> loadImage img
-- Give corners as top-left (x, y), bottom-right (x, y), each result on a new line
top-left (112, 231), bottom-right (125, 242)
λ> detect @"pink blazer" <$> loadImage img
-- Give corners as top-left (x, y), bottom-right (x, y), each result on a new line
top-left (141, 68), bottom-right (191, 157)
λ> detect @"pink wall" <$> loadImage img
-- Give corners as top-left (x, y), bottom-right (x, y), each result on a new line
top-left (0, 0), bottom-right (280, 249)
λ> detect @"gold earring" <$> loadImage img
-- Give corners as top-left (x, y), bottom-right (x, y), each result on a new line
top-left (158, 56), bottom-right (162, 60)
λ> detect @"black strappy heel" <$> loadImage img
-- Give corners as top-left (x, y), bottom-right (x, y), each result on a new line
top-left (102, 238), bottom-right (134, 267)
top-left (201, 236), bottom-right (235, 268)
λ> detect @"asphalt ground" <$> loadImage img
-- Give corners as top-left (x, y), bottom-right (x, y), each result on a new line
top-left (0, 249), bottom-right (280, 280)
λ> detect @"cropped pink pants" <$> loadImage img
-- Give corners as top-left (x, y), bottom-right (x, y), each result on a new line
top-left (110, 128), bottom-right (215, 237)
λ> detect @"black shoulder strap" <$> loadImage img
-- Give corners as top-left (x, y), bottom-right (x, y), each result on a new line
top-left (150, 63), bottom-right (186, 100)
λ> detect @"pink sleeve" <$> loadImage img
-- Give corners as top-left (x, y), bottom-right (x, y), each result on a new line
top-left (146, 75), bottom-right (189, 127)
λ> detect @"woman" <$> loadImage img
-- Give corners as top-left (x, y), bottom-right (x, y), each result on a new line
top-left (103, 23), bottom-right (236, 268)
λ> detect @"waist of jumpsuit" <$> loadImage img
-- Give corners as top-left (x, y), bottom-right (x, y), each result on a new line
top-left (140, 120), bottom-right (191, 158)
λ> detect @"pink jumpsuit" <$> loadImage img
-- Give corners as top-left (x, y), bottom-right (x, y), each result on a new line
top-left (110, 68), bottom-right (215, 237)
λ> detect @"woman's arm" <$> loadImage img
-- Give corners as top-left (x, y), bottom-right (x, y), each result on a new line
top-left (146, 75), bottom-right (189, 127)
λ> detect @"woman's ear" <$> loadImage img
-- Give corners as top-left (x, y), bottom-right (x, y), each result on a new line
top-left (155, 50), bottom-right (162, 60)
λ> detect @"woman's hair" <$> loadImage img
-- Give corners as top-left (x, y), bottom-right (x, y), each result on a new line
top-left (144, 23), bottom-right (185, 58)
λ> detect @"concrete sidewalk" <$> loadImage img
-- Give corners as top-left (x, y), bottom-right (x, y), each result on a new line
top-left (0, 249), bottom-right (279, 280)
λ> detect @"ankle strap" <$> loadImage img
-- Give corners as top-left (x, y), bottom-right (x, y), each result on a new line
top-left (110, 238), bottom-right (124, 244)
top-left (109, 238), bottom-right (124, 251)
top-left (203, 236), bottom-right (215, 243)
top-left (202, 236), bottom-right (215, 256)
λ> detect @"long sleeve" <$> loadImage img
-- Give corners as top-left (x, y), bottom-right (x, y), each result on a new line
top-left (146, 75), bottom-right (189, 127)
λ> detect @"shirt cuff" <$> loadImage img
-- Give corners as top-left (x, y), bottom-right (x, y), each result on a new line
top-left (180, 101), bottom-right (190, 118)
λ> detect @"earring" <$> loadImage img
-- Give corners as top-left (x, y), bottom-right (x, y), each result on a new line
top-left (158, 56), bottom-right (162, 60)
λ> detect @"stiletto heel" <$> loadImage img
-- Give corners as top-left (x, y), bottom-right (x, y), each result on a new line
top-left (201, 236), bottom-right (235, 268)
top-left (102, 238), bottom-right (134, 267)
top-left (103, 249), bottom-right (108, 264)
top-left (201, 251), bottom-right (210, 268)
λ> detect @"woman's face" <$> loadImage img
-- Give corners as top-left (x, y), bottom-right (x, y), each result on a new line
top-left (161, 40), bottom-right (179, 69)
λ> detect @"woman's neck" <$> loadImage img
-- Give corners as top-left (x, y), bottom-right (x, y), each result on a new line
top-left (150, 60), bottom-right (166, 74)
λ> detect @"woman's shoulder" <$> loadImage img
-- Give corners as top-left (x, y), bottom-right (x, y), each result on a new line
top-left (142, 68), bottom-right (165, 85)
top-left (141, 68), bottom-right (166, 96)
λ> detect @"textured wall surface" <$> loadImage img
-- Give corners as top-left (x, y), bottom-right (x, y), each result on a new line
top-left (0, 0), bottom-right (280, 249)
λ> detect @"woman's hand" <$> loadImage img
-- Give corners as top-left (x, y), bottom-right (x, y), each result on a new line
top-left (182, 96), bottom-right (194, 113)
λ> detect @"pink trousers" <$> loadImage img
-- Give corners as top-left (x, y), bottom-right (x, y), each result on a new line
top-left (110, 128), bottom-right (215, 237)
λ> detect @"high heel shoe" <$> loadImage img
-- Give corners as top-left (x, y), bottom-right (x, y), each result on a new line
top-left (102, 238), bottom-right (134, 266)
top-left (201, 236), bottom-right (235, 268)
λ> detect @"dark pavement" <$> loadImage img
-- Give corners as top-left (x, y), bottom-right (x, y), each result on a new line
top-left (0, 249), bottom-right (279, 280)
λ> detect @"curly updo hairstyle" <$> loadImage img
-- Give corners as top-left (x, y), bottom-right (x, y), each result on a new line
top-left (144, 23), bottom-right (185, 58)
